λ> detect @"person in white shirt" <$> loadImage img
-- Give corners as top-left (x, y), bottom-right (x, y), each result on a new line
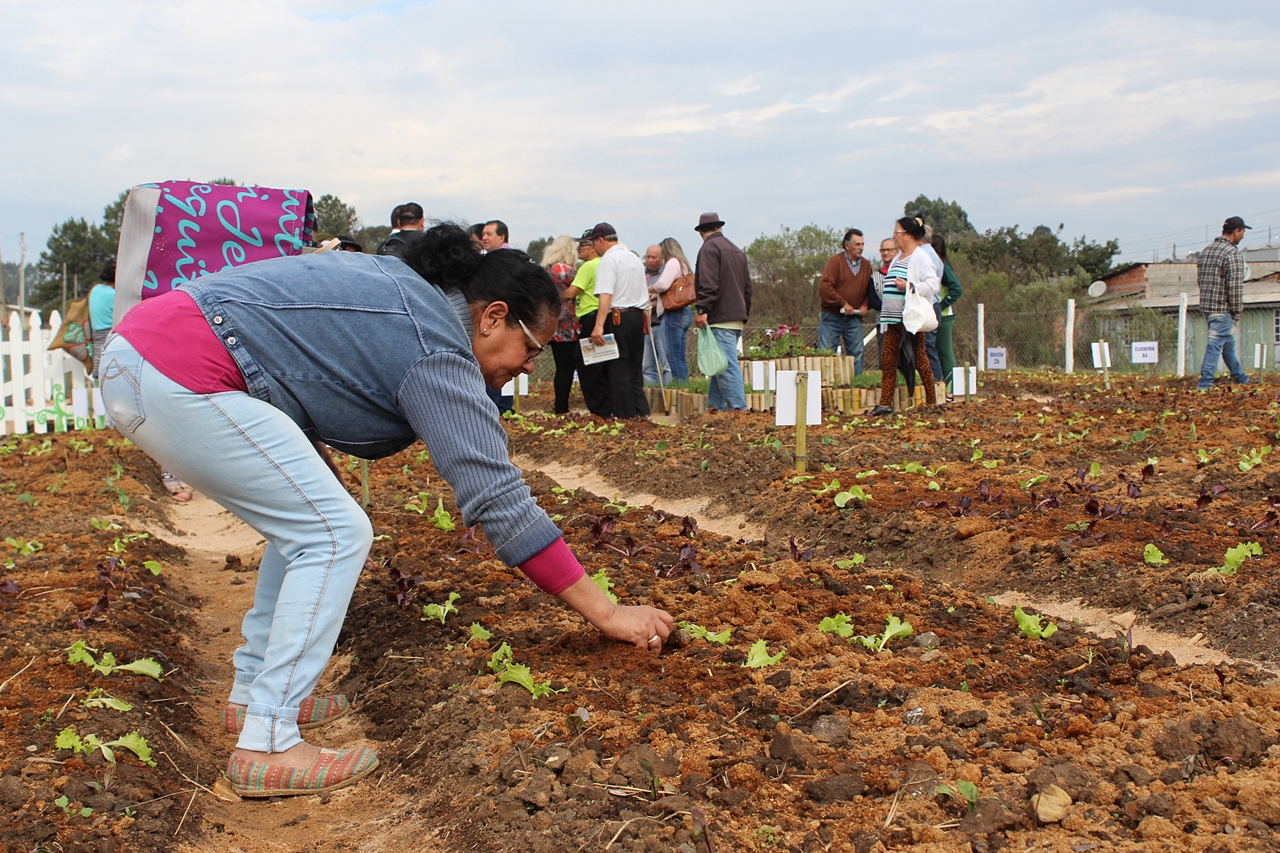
top-left (584, 222), bottom-right (650, 418)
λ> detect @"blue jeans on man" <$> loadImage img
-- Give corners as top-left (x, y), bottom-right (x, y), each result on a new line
top-left (662, 307), bottom-right (693, 380)
top-left (707, 326), bottom-right (746, 411)
top-left (1198, 312), bottom-right (1250, 390)
top-left (817, 311), bottom-right (865, 374)
top-left (642, 317), bottom-right (672, 385)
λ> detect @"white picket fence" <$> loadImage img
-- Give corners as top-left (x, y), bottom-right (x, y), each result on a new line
top-left (1, 310), bottom-right (108, 436)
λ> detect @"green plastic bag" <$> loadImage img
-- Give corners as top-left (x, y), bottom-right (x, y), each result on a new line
top-left (697, 326), bottom-right (728, 377)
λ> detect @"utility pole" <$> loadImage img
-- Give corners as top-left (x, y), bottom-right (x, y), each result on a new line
top-left (62, 262), bottom-right (68, 315)
top-left (18, 232), bottom-right (26, 328)
top-left (0, 240), bottom-right (5, 308)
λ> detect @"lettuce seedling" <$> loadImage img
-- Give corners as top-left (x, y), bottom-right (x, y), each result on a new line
top-left (468, 623), bottom-right (493, 643)
top-left (404, 492), bottom-right (431, 514)
top-left (81, 689), bottom-right (132, 712)
top-left (55, 727), bottom-right (156, 767)
top-left (65, 641), bottom-right (163, 681)
top-left (1014, 606), bottom-right (1057, 640)
top-left (487, 642), bottom-right (514, 673)
top-left (431, 498), bottom-right (456, 531)
top-left (1207, 541), bottom-right (1262, 576)
top-left (937, 781), bottom-right (980, 813)
top-left (811, 479), bottom-right (840, 497)
top-left (592, 569), bottom-right (619, 603)
top-left (680, 621), bottom-right (731, 645)
top-left (497, 663), bottom-right (567, 699)
top-left (833, 486), bottom-right (871, 507)
top-left (421, 592), bottom-right (460, 624)
top-left (834, 554), bottom-right (866, 569)
top-left (854, 614), bottom-right (914, 652)
top-left (1143, 544), bottom-right (1169, 565)
top-left (743, 639), bottom-right (785, 668)
top-left (1239, 446), bottom-right (1271, 472)
top-left (818, 613), bottom-right (854, 638)
top-left (904, 461), bottom-right (945, 477)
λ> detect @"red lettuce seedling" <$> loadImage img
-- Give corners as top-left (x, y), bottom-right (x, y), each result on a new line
top-left (0, 579), bottom-right (19, 595)
top-left (680, 516), bottom-right (699, 538)
top-left (789, 537), bottom-right (814, 562)
top-left (589, 515), bottom-right (616, 549)
top-left (656, 543), bottom-right (700, 578)
top-left (603, 536), bottom-right (658, 559)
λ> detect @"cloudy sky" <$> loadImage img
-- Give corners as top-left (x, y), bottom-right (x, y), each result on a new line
top-left (2, 0), bottom-right (1278, 269)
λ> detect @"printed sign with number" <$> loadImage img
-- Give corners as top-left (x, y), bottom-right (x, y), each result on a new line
top-left (987, 348), bottom-right (1007, 370)
top-left (1131, 342), bottom-right (1159, 364)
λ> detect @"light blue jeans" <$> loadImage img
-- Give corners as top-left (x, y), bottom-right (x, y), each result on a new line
top-left (98, 337), bottom-right (372, 753)
top-left (642, 320), bottom-right (672, 386)
top-left (707, 326), bottom-right (746, 411)
top-left (1198, 312), bottom-right (1249, 389)
top-left (817, 311), bottom-right (865, 374)
top-left (663, 307), bottom-right (693, 380)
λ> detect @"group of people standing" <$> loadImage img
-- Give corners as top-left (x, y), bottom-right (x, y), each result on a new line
top-left (817, 216), bottom-right (964, 413)
top-left (532, 212), bottom-right (753, 418)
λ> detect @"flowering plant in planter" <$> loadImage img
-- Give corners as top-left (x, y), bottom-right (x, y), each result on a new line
top-left (743, 325), bottom-right (831, 359)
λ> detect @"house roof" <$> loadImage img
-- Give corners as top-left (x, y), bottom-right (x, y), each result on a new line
top-left (1105, 274), bottom-right (1280, 311)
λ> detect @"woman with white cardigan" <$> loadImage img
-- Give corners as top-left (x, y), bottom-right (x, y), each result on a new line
top-left (870, 215), bottom-right (941, 415)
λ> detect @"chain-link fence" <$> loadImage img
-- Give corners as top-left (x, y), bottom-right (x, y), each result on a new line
top-left (527, 300), bottom-right (1203, 385)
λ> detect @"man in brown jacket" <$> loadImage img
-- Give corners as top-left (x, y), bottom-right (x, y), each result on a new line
top-left (694, 212), bottom-right (751, 411)
top-left (818, 228), bottom-right (872, 374)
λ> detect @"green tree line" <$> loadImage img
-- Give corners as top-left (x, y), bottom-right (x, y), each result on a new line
top-left (745, 194), bottom-right (1121, 327)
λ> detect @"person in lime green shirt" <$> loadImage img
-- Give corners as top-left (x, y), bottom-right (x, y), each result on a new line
top-left (559, 236), bottom-right (607, 416)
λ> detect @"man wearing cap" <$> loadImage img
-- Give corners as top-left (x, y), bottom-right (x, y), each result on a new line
top-left (1196, 216), bottom-right (1253, 391)
top-left (335, 235), bottom-right (363, 253)
top-left (818, 229), bottom-right (871, 373)
top-left (585, 223), bottom-right (650, 418)
top-left (377, 202), bottom-right (426, 256)
top-left (693, 213), bottom-right (751, 411)
top-left (560, 235), bottom-right (610, 417)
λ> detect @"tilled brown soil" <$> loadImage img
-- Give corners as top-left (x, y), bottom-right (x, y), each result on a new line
top-left (3, 372), bottom-right (1280, 853)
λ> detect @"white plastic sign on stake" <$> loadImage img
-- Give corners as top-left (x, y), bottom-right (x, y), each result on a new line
top-left (986, 348), bottom-right (1007, 370)
top-left (768, 361), bottom-right (777, 391)
top-left (1090, 342), bottom-right (1112, 369)
top-left (1131, 342), bottom-right (1159, 364)
top-left (499, 375), bottom-right (529, 397)
top-left (952, 367), bottom-right (967, 396)
top-left (969, 366), bottom-right (978, 394)
top-left (774, 371), bottom-right (821, 426)
top-left (751, 362), bottom-right (766, 391)
top-left (1255, 344), bottom-right (1267, 370)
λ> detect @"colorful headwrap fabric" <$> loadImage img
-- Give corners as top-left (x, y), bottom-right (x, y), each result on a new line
top-left (113, 181), bottom-right (315, 325)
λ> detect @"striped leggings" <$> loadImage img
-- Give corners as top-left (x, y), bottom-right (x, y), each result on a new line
top-left (880, 324), bottom-right (935, 407)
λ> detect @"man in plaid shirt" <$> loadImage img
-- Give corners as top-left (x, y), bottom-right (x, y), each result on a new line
top-left (1197, 216), bottom-right (1252, 390)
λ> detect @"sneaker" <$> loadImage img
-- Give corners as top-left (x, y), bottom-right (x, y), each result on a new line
top-left (224, 695), bottom-right (350, 735)
top-left (227, 745), bottom-right (378, 798)
top-left (869, 405), bottom-right (894, 417)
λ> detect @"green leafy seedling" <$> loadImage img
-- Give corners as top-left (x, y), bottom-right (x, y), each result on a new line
top-left (818, 613), bottom-right (854, 639)
top-left (1207, 541), bottom-right (1262, 577)
top-left (65, 640), bottom-right (164, 681)
top-left (467, 623), bottom-right (493, 643)
top-left (1143, 544), bottom-right (1168, 566)
top-left (743, 639), bottom-right (785, 668)
top-left (143, 560), bottom-right (163, 576)
top-left (833, 485), bottom-right (871, 507)
top-left (811, 479), bottom-right (840, 497)
top-left (680, 622), bottom-right (731, 645)
top-left (487, 641), bottom-right (514, 673)
top-left (431, 498), bottom-right (456, 531)
top-left (404, 492), bottom-right (431, 514)
top-left (1014, 605), bottom-right (1058, 640)
top-left (834, 554), bottom-right (866, 569)
top-left (1020, 474), bottom-right (1048, 490)
top-left (421, 591), bottom-right (460, 624)
top-left (497, 662), bottom-right (566, 699)
top-left (592, 568), bottom-right (619, 603)
top-left (81, 689), bottom-right (132, 712)
top-left (855, 614), bottom-right (913, 652)
top-left (938, 781), bottom-right (980, 812)
top-left (1239, 446), bottom-right (1271, 472)
top-left (5, 537), bottom-right (42, 555)
top-left (55, 726), bottom-right (156, 767)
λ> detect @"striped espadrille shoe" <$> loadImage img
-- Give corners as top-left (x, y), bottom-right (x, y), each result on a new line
top-left (227, 745), bottom-right (379, 798)
top-left (223, 694), bottom-right (351, 735)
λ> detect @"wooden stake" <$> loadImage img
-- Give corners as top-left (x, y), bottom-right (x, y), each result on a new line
top-left (1099, 341), bottom-right (1111, 390)
top-left (964, 363), bottom-right (972, 404)
top-left (795, 372), bottom-right (808, 473)
top-left (360, 459), bottom-right (370, 509)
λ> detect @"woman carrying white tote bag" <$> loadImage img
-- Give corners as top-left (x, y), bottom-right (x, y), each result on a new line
top-left (871, 216), bottom-right (941, 415)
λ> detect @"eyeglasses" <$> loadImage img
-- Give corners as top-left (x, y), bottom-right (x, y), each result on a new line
top-left (517, 318), bottom-right (546, 360)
